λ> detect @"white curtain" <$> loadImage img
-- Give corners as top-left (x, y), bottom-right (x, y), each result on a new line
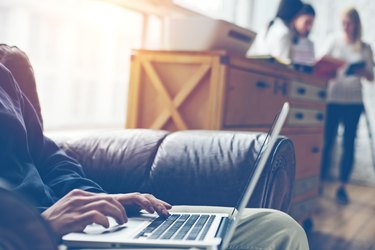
top-left (0, 0), bottom-right (144, 130)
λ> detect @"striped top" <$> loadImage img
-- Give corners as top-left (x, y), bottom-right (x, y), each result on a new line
top-left (325, 35), bottom-right (374, 104)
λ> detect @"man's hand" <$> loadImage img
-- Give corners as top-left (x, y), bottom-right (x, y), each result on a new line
top-left (42, 189), bottom-right (172, 237)
top-left (111, 192), bottom-right (172, 218)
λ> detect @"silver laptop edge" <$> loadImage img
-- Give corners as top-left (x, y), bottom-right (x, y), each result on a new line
top-left (221, 102), bottom-right (289, 250)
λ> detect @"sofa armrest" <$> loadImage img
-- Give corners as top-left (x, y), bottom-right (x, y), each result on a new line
top-left (55, 129), bottom-right (295, 213)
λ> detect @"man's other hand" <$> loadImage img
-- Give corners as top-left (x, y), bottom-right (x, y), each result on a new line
top-left (42, 189), bottom-right (172, 236)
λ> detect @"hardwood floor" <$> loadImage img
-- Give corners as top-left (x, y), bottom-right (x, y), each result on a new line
top-left (308, 182), bottom-right (375, 250)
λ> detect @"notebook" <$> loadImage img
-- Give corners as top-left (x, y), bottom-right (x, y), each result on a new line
top-left (62, 102), bottom-right (290, 250)
top-left (345, 60), bottom-right (366, 76)
top-left (313, 55), bottom-right (345, 78)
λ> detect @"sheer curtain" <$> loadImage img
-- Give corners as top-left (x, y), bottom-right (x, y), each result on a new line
top-left (0, 0), bottom-right (144, 130)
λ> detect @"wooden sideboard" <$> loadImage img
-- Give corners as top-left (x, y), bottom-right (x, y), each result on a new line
top-left (127, 50), bottom-right (327, 230)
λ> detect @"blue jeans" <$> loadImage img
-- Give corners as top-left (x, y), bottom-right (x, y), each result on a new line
top-left (321, 103), bottom-right (364, 183)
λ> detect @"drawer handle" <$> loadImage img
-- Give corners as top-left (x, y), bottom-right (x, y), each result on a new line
top-left (295, 112), bottom-right (304, 120)
top-left (316, 113), bottom-right (324, 121)
top-left (318, 90), bottom-right (326, 99)
top-left (297, 87), bottom-right (306, 95)
top-left (256, 81), bottom-right (270, 89)
top-left (311, 147), bottom-right (320, 154)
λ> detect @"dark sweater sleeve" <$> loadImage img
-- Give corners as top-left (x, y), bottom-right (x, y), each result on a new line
top-left (36, 135), bottom-right (105, 199)
top-left (20, 80), bottom-right (105, 200)
top-left (0, 64), bottom-right (104, 204)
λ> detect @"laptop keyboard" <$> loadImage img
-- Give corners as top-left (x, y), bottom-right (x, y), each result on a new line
top-left (135, 214), bottom-right (215, 241)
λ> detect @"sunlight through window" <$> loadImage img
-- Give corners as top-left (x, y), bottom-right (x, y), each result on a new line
top-left (0, 0), bottom-right (143, 130)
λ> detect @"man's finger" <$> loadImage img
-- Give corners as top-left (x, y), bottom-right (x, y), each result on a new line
top-left (122, 193), bottom-right (155, 214)
top-left (143, 194), bottom-right (170, 217)
top-left (78, 210), bottom-right (110, 229)
top-left (113, 193), bottom-right (171, 217)
top-left (67, 189), bottom-right (95, 197)
top-left (157, 199), bottom-right (172, 210)
top-left (79, 200), bottom-right (127, 225)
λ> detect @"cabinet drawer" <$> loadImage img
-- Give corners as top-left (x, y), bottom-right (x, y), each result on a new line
top-left (290, 80), bottom-right (326, 102)
top-left (288, 107), bottom-right (325, 127)
top-left (224, 69), bottom-right (288, 127)
top-left (286, 133), bottom-right (323, 178)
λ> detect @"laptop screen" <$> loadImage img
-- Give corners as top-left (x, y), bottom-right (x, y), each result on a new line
top-left (221, 102), bottom-right (289, 250)
top-left (231, 112), bottom-right (280, 215)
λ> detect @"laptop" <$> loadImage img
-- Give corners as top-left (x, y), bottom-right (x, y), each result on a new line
top-left (63, 102), bottom-right (290, 249)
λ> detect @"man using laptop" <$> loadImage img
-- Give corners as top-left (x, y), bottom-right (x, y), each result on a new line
top-left (0, 63), bottom-right (309, 249)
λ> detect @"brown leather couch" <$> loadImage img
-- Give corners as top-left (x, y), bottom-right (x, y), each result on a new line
top-left (0, 129), bottom-right (296, 250)
top-left (56, 129), bottom-right (296, 212)
top-left (0, 44), bottom-right (296, 212)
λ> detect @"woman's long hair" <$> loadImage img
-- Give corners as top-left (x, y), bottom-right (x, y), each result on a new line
top-left (266, 3), bottom-right (315, 40)
top-left (343, 7), bottom-right (362, 43)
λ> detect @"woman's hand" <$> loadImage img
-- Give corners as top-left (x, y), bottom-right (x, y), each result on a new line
top-left (357, 69), bottom-right (374, 82)
top-left (42, 189), bottom-right (172, 237)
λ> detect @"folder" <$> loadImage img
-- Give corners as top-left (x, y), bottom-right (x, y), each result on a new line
top-left (313, 56), bottom-right (345, 78)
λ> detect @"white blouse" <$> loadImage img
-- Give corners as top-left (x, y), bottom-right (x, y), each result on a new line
top-left (325, 36), bottom-right (374, 104)
top-left (248, 18), bottom-right (315, 66)
top-left (248, 18), bottom-right (293, 64)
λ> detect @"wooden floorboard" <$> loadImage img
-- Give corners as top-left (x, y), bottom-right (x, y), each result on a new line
top-left (308, 182), bottom-right (375, 250)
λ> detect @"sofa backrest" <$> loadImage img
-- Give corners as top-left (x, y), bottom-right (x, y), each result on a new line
top-left (56, 129), bottom-right (296, 213)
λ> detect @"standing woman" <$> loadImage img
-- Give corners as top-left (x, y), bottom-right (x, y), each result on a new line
top-left (320, 7), bottom-right (374, 204)
top-left (248, 0), bottom-right (316, 65)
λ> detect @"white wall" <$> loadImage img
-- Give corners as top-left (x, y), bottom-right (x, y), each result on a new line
top-left (0, 0), bottom-right (144, 130)
top-left (309, 0), bottom-right (375, 55)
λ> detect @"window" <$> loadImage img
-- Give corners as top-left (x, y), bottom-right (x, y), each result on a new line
top-left (0, 0), bottom-right (143, 130)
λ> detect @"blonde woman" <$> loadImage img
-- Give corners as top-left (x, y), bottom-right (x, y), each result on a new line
top-left (321, 7), bottom-right (374, 204)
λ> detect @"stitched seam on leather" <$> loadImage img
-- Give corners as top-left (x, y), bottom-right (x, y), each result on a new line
top-left (140, 131), bottom-right (170, 192)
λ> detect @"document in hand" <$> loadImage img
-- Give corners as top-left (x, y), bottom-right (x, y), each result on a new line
top-left (313, 56), bottom-right (345, 78)
top-left (345, 61), bottom-right (366, 76)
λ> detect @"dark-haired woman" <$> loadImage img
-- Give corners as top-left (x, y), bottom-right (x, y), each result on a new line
top-left (248, 1), bottom-right (316, 65)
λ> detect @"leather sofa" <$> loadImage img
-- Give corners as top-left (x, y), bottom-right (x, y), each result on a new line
top-left (55, 129), bottom-right (296, 212)
top-left (0, 43), bottom-right (296, 216)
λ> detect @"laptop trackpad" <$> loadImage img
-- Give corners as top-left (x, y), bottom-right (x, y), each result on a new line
top-left (82, 213), bottom-right (156, 236)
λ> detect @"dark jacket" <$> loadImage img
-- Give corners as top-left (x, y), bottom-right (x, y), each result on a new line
top-left (0, 64), bottom-right (104, 211)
